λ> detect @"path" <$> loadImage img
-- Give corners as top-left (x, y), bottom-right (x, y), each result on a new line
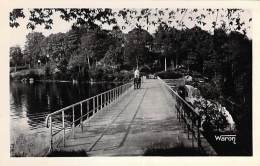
top-left (55, 79), bottom-right (205, 156)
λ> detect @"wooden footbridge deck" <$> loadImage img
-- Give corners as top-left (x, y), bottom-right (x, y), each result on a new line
top-left (45, 78), bottom-right (216, 156)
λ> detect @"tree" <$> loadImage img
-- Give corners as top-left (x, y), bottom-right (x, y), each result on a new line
top-left (124, 28), bottom-right (153, 67)
top-left (68, 51), bottom-right (88, 79)
top-left (24, 32), bottom-right (45, 67)
top-left (154, 24), bottom-right (171, 70)
top-left (46, 33), bottom-right (70, 62)
top-left (10, 46), bottom-right (23, 67)
top-left (101, 44), bottom-right (123, 68)
top-left (80, 28), bottom-right (114, 68)
top-left (10, 8), bottom-right (251, 37)
top-left (189, 26), bottom-right (212, 73)
top-left (10, 8), bottom-right (115, 30)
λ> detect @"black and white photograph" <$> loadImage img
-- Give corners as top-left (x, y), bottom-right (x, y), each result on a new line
top-left (7, 6), bottom-right (253, 158)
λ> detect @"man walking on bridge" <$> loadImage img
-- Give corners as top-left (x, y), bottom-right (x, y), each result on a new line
top-left (134, 67), bottom-right (141, 89)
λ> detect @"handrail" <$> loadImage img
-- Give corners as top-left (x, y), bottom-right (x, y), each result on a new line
top-left (45, 80), bottom-right (133, 151)
top-left (158, 77), bottom-right (199, 116)
top-left (158, 77), bottom-right (202, 149)
top-left (45, 84), bottom-right (126, 126)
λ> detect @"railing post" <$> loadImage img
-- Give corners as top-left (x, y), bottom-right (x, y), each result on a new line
top-left (72, 106), bottom-right (75, 139)
top-left (112, 90), bottom-right (113, 102)
top-left (191, 115), bottom-right (194, 147)
top-left (113, 89), bottom-right (116, 101)
top-left (109, 90), bottom-right (111, 103)
top-left (187, 111), bottom-right (190, 139)
top-left (96, 95), bottom-right (99, 112)
top-left (197, 118), bottom-right (201, 149)
top-left (106, 93), bottom-right (108, 105)
top-left (49, 116), bottom-right (53, 151)
top-left (117, 87), bottom-right (119, 98)
top-left (87, 100), bottom-right (89, 118)
top-left (111, 90), bottom-right (113, 102)
top-left (115, 88), bottom-right (117, 100)
top-left (104, 93), bottom-right (107, 106)
top-left (93, 97), bottom-right (95, 114)
top-left (101, 93), bottom-right (103, 109)
top-left (62, 111), bottom-right (65, 147)
top-left (108, 91), bottom-right (110, 104)
top-left (80, 103), bottom-right (83, 132)
top-left (114, 88), bottom-right (116, 100)
top-left (178, 102), bottom-right (181, 122)
top-left (110, 89), bottom-right (114, 103)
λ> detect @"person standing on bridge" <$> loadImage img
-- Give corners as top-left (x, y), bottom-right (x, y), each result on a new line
top-left (134, 67), bottom-right (140, 89)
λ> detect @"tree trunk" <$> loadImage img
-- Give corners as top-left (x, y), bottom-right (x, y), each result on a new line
top-left (171, 59), bottom-right (175, 70)
top-left (175, 54), bottom-right (178, 68)
top-left (164, 56), bottom-right (167, 71)
top-left (87, 55), bottom-right (90, 68)
top-left (136, 56), bottom-right (139, 68)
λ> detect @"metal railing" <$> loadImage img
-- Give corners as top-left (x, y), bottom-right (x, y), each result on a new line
top-left (158, 77), bottom-right (202, 149)
top-left (45, 81), bottom-right (133, 151)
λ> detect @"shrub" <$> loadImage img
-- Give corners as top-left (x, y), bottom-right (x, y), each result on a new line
top-left (155, 70), bottom-right (183, 79)
top-left (44, 65), bottom-right (52, 79)
top-left (53, 71), bottom-right (70, 81)
top-left (89, 67), bottom-right (104, 81)
top-left (197, 82), bottom-right (221, 101)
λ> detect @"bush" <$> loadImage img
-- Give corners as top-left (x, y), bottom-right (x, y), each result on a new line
top-left (89, 67), bottom-right (105, 81)
top-left (193, 98), bottom-right (233, 132)
top-left (44, 65), bottom-right (52, 79)
top-left (197, 81), bottom-right (221, 101)
top-left (155, 70), bottom-right (183, 79)
top-left (88, 66), bottom-right (133, 82)
top-left (53, 71), bottom-right (70, 80)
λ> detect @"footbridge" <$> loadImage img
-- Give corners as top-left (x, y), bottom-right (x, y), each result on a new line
top-left (45, 78), bottom-right (216, 156)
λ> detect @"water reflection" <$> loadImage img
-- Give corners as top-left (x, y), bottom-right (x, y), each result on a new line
top-left (10, 81), bottom-right (119, 135)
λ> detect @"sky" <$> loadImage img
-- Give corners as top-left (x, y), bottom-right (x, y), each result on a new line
top-left (9, 8), bottom-right (252, 50)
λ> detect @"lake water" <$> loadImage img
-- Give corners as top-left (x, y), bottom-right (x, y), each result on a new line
top-left (10, 81), bottom-right (120, 156)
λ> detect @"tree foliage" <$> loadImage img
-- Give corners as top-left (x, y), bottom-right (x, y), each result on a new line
top-left (124, 27), bottom-right (153, 67)
top-left (10, 8), bottom-right (251, 35)
top-left (10, 46), bottom-right (23, 66)
top-left (10, 8), bottom-right (252, 103)
top-left (24, 32), bottom-right (45, 67)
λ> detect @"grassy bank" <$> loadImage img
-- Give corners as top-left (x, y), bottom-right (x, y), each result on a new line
top-left (10, 132), bottom-right (50, 157)
top-left (10, 66), bottom-right (133, 83)
top-left (10, 68), bottom-right (45, 81)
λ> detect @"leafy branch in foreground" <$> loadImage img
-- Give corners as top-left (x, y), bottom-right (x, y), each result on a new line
top-left (10, 8), bottom-right (251, 34)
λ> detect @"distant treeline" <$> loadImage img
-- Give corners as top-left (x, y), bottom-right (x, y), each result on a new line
top-left (10, 25), bottom-right (251, 103)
